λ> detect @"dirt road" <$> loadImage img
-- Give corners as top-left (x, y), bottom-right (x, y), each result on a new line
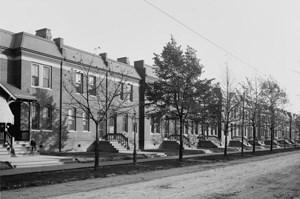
top-left (2, 151), bottom-right (300, 199)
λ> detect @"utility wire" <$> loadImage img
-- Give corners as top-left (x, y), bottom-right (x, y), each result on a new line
top-left (144, 0), bottom-right (263, 74)
top-left (144, 0), bottom-right (300, 112)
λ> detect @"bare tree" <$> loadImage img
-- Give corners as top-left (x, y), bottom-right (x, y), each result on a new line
top-left (63, 52), bottom-right (137, 170)
top-left (239, 77), bottom-right (263, 153)
top-left (260, 77), bottom-right (288, 151)
top-left (220, 65), bottom-right (241, 156)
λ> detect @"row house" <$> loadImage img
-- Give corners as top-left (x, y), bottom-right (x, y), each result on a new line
top-left (0, 28), bottom-right (142, 152)
top-left (0, 28), bottom-right (222, 151)
top-left (228, 98), bottom-right (299, 144)
top-left (135, 60), bottom-right (222, 149)
top-left (1, 28), bottom-right (296, 152)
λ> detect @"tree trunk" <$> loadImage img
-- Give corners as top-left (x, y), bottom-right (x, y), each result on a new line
top-left (224, 126), bottom-right (228, 156)
top-left (94, 122), bottom-right (99, 170)
top-left (179, 118), bottom-right (183, 161)
top-left (270, 127), bottom-right (273, 151)
top-left (252, 124), bottom-right (256, 153)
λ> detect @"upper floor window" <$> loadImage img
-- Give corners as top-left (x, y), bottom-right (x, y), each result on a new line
top-left (32, 64), bottom-right (39, 86)
top-left (32, 103), bottom-right (40, 130)
top-left (76, 72), bottom-right (83, 94)
top-left (31, 63), bottom-right (52, 88)
top-left (88, 76), bottom-right (96, 96)
top-left (82, 112), bottom-right (89, 131)
top-left (43, 66), bottom-right (52, 88)
top-left (42, 105), bottom-right (52, 130)
top-left (129, 84), bottom-right (133, 102)
top-left (68, 108), bottom-right (76, 131)
top-left (120, 82), bottom-right (124, 100)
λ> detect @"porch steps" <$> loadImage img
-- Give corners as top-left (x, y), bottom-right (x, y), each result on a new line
top-left (198, 140), bottom-right (220, 148)
top-left (228, 140), bottom-right (252, 148)
top-left (110, 141), bottom-right (133, 152)
top-left (13, 141), bottom-right (39, 155)
top-left (0, 146), bottom-right (10, 157)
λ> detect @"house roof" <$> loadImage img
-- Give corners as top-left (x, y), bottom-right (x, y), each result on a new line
top-left (0, 82), bottom-right (36, 101)
top-left (0, 29), bottom-right (62, 58)
top-left (107, 58), bottom-right (141, 80)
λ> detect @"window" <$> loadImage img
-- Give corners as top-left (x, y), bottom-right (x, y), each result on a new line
top-left (31, 63), bottom-right (52, 88)
top-left (156, 118), bottom-right (160, 133)
top-left (88, 76), bottom-right (96, 96)
top-left (32, 64), bottom-right (39, 86)
top-left (120, 82), bottom-right (124, 100)
top-left (68, 108), bottom-right (76, 131)
top-left (42, 106), bottom-right (52, 130)
top-left (20, 103), bottom-right (29, 131)
top-left (129, 84), bottom-right (133, 102)
top-left (76, 72), bottom-right (83, 93)
top-left (123, 114), bottom-right (128, 132)
top-left (109, 113), bottom-right (117, 134)
top-left (150, 117), bottom-right (154, 133)
top-left (43, 66), bottom-right (52, 88)
top-left (82, 113), bottom-right (89, 131)
top-left (32, 103), bottom-right (40, 130)
top-left (99, 121), bottom-right (105, 137)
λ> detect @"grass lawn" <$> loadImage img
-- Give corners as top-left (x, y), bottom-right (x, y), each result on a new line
top-left (1, 147), bottom-right (299, 191)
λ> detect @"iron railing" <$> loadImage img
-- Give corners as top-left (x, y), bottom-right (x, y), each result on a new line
top-left (0, 131), bottom-right (13, 148)
top-left (105, 133), bottom-right (129, 149)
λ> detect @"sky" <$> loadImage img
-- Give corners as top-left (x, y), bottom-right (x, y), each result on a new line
top-left (1, 0), bottom-right (300, 113)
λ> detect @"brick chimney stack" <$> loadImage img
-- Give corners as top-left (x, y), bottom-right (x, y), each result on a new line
top-left (117, 57), bottom-right (130, 65)
top-left (35, 28), bottom-right (52, 40)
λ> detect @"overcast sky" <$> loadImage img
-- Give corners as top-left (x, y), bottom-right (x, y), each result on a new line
top-left (2, 0), bottom-right (300, 113)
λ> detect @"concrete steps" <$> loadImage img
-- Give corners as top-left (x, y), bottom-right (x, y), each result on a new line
top-left (110, 141), bottom-right (132, 153)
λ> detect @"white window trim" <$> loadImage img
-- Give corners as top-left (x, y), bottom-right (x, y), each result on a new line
top-left (31, 63), bottom-right (52, 90)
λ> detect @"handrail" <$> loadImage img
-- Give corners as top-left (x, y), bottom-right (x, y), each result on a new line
top-left (6, 131), bottom-right (13, 148)
top-left (0, 131), bottom-right (13, 148)
top-left (105, 133), bottom-right (129, 149)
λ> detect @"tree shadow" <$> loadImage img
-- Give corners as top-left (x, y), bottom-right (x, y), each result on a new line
top-left (30, 89), bottom-right (69, 152)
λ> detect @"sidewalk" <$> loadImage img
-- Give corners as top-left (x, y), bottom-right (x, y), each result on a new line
top-left (1, 146), bottom-right (296, 177)
top-left (0, 151), bottom-right (236, 177)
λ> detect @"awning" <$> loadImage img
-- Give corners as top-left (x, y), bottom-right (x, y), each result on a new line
top-left (0, 96), bottom-right (14, 124)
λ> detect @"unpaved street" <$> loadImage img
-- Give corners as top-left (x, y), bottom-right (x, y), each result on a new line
top-left (2, 151), bottom-right (300, 199)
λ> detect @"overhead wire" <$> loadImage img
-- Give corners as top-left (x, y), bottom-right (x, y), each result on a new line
top-left (144, 0), bottom-right (300, 112)
top-left (144, 0), bottom-right (266, 76)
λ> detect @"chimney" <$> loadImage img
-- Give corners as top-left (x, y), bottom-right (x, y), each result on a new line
top-left (100, 53), bottom-right (108, 61)
top-left (35, 28), bottom-right (52, 40)
top-left (53, 37), bottom-right (65, 55)
top-left (117, 57), bottom-right (130, 65)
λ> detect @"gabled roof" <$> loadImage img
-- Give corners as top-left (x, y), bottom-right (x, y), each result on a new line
top-left (0, 82), bottom-right (36, 101)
